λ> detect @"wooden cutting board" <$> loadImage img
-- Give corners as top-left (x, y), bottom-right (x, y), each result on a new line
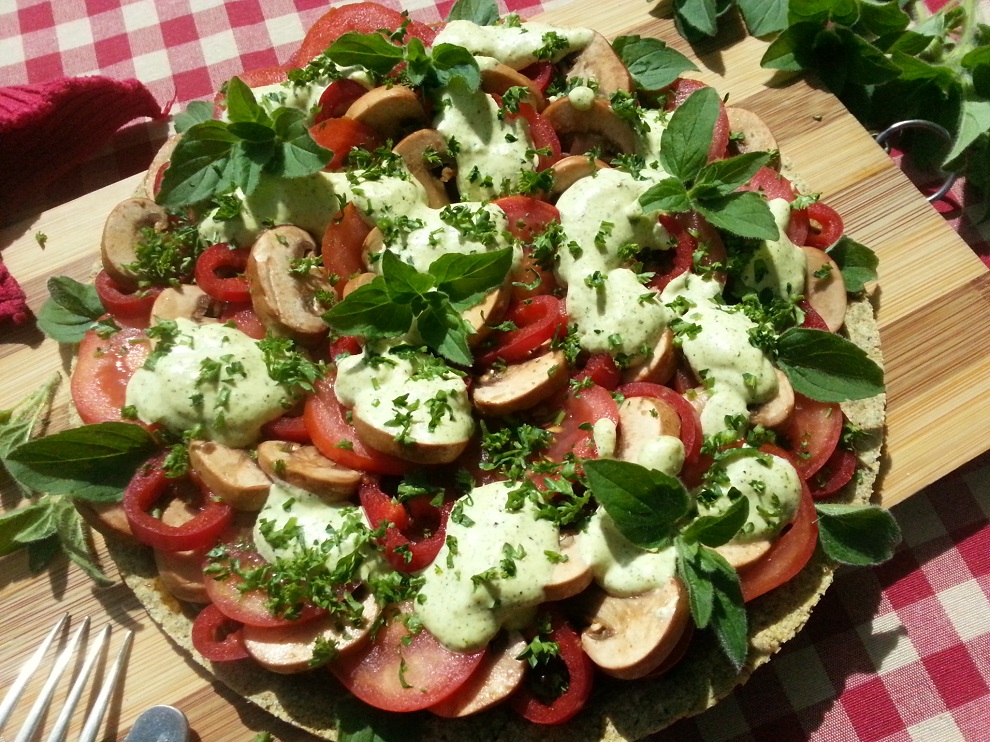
top-left (2, 0), bottom-right (989, 739)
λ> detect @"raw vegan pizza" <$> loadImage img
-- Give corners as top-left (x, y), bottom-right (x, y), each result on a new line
top-left (37, 0), bottom-right (897, 739)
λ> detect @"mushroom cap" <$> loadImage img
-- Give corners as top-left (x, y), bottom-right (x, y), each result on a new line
top-left (189, 440), bottom-right (271, 512)
top-left (564, 31), bottom-right (633, 96)
top-left (101, 197), bottom-right (169, 291)
top-left (256, 440), bottom-right (362, 502)
top-left (802, 245), bottom-right (847, 332)
top-left (472, 349), bottom-right (569, 417)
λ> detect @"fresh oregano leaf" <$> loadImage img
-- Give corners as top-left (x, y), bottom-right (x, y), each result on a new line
top-left (583, 459), bottom-right (690, 549)
top-left (681, 495), bottom-right (750, 548)
top-left (324, 280), bottom-right (414, 338)
top-left (695, 191), bottom-right (779, 240)
top-left (776, 327), bottom-right (885, 402)
top-left (0, 503), bottom-right (50, 556)
top-left (416, 297), bottom-right (475, 367)
top-left (736, 0), bottom-right (789, 37)
top-left (445, 0), bottom-right (499, 25)
top-left (53, 497), bottom-right (113, 586)
top-left (826, 236), bottom-right (878, 292)
top-left (638, 177), bottom-right (692, 214)
top-left (660, 86), bottom-right (721, 182)
top-left (612, 35), bottom-right (698, 91)
top-left (4, 422), bottom-right (157, 502)
top-left (173, 100), bottom-right (214, 132)
top-left (816, 503), bottom-right (901, 566)
top-left (336, 694), bottom-right (420, 742)
top-left (694, 151), bottom-right (774, 196)
top-left (429, 43), bottom-right (482, 91)
top-left (431, 247), bottom-right (513, 311)
top-left (325, 32), bottom-right (406, 76)
top-left (36, 276), bottom-right (105, 343)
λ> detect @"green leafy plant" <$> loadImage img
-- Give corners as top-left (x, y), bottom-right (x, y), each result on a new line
top-left (669, 0), bottom-right (990, 216)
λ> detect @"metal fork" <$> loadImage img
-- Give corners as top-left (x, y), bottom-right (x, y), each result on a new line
top-left (0, 613), bottom-right (133, 742)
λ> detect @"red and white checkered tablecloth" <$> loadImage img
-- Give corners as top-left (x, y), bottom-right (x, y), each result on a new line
top-left (1, 2), bottom-right (989, 741)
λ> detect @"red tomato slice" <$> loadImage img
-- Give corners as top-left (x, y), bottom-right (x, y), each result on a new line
top-left (520, 61), bottom-right (554, 93)
top-left (663, 78), bottom-right (729, 162)
top-left (778, 393), bottom-right (843, 480)
top-left (94, 271), bottom-right (161, 328)
top-left (573, 353), bottom-right (621, 391)
top-left (804, 201), bottom-right (844, 248)
top-left (739, 166), bottom-right (810, 245)
top-left (194, 243), bottom-right (251, 303)
top-left (475, 295), bottom-right (567, 366)
top-left (314, 78), bottom-right (371, 123)
top-left (493, 196), bottom-right (561, 298)
top-left (123, 453), bottom-right (234, 553)
top-left (617, 382), bottom-right (703, 465)
top-left (508, 612), bottom-right (594, 725)
top-left (809, 446), bottom-right (858, 499)
top-left (515, 103), bottom-right (561, 170)
top-left (331, 604), bottom-right (486, 712)
top-left (322, 203), bottom-right (373, 296)
top-left (304, 378), bottom-right (409, 476)
top-left (309, 117), bottom-right (382, 171)
top-left (738, 473), bottom-right (819, 602)
top-left (290, 2), bottom-right (438, 68)
top-left (359, 478), bottom-right (453, 572)
top-left (648, 214), bottom-right (697, 291)
top-left (191, 604), bottom-right (250, 662)
top-left (217, 302), bottom-right (266, 340)
top-left (798, 298), bottom-right (830, 331)
top-left (260, 412), bottom-right (312, 444)
top-left (544, 384), bottom-right (619, 462)
top-left (212, 66), bottom-right (287, 118)
top-left (71, 325), bottom-right (151, 424)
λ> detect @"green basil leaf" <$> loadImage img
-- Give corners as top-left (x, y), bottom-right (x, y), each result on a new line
top-left (674, 0), bottom-right (718, 38)
top-left (694, 151), bottom-right (774, 196)
top-left (0, 503), bottom-right (50, 556)
top-left (227, 121), bottom-right (277, 143)
top-left (220, 141), bottom-right (268, 195)
top-left (681, 495), bottom-right (750, 547)
top-left (173, 100), bottom-right (215, 132)
top-left (5, 422), bottom-right (157, 502)
top-left (28, 533), bottom-right (61, 573)
top-left (416, 298), bottom-right (474, 366)
top-left (431, 247), bottom-right (513, 311)
top-left (695, 191), bottom-right (779, 240)
top-left (403, 37), bottom-right (433, 88)
top-left (675, 538), bottom-right (713, 626)
top-left (815, 503), bottom-right (901, 566)
top-left (856, 0), bottom-right (910, 37)
top-left (224, 77), bottom-right (267, 124)
top-left (638, 177), bottom-right (692, 214)
top-left (612, 35), bottom-right (697, 91)
top-left (583, 459), bottom-right (690, 549)
top-left (337, 693), bottom-right (420, 742)
top-left (944, 97), bottom-right (990, 164)
top-left (430, 43), bottom-right (482, 91)
top-left (737, 0), bottom-right (788, 37)
top-left (760, 22), bottom-right (820, 71)
top-left (36, 276), bottom-right (105, 343)
top-left (54, 497), bottom-right (113, 586)
top-left (157, 128), bottom-right (235, 207)
top-left (826, 235), bottom-right (878, 292)
top-left (325, 32), bottom-right (405, 77)
top-left (445, 0), bottom-right (499, 25)
top-left (381, 250), bottom-right (435, 301)
top-left (268, 109), bottom-right (333, 177)
top-left (776, 327), bottom-right (885, 402)
top-left (323, 281), bottom-right (413, 338)
top-left (660, 85), bottom-right (721, 182)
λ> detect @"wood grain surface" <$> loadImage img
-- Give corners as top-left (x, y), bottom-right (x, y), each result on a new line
top-left (2, 1), bottom-right (989, 739)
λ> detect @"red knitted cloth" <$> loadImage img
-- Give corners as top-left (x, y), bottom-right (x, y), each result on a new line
top-left (0, 76), bottom-right (165, 325)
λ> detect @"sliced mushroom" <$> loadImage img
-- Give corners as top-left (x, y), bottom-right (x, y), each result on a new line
top-left (430, 631), bottom-right (528, 718)
top-left (563, 32), bottom-right (633, 95)
top-left (188, 440), bottom-right (271, 512)
top-left (481, 63), bottom-right (546, 110)
top-left (242, 590), bottom-right (380, 673)
top-left (154, 498), bottom-right (210, 604)
top-left (345, 86), bottom-right (427, 141)
top-left (141, 133), bottom-right (182, 199)
top-left (392, 129), bottom-right (453, 208)
top-left (550, 155), bottom-right (609, 199)
top-left (615, 395), bottom-right (681, 464)
top-left (726, 107), bottom-right (779, 156)
top-left (342, 271), bottom-right (377, 297)
top-left (150, 284), bottom-right (220, 325)
top-left (351, 406), bottom-right (470, 465)
top-left (256, 440), bottom-right (361, 502)
top-left (621, 327), bottom-right (677, 384)
top-left (750, 368), bottom-right (794, 428)
top-left (362, 227), bottom-right (384, 267)
top-left (472, 349), bottom-right (569, 417)
top-left (101, 197), bottom-right (169, 291)
top-left (74, 500), bottom-right (135, 543)
top-left (464, 283), bottom-right (511, 349)
top-left (576, 579), bottom-right (690, 680)
top-left (541, 98), bottom-right (637, 157)
top-left (542, 530), bottom-right (593, 602)
top-left (247, 225), bottom-right (331, 345)
top-left (716, 538), bottom-right (773, 570)
top-left (802, 245), bottom-right (847, 332)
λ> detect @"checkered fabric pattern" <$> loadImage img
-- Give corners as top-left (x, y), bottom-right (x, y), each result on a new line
top-left (2, 1), bottom-right (989, 740)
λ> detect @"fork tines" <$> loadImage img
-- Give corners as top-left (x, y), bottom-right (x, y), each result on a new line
top-left (0, 613), bottom-right (133, 742)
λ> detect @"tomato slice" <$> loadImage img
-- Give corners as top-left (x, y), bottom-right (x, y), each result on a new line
top-left (359, 478), bottom-right (453, 572)
top-left (191, 604), bottom-right (250, 662)
top-left (573, 353), bottom-right (621, 391)
top-left (71, 325), bottom-right (151, 424)
top-left (798, 298), bottom-right (830, 331)
top-left (331, 603), bottom-right (486, 712)
top-left (260, 412), bottom-right (312, 444)
top-left (290, 2), bottom-right (438, 68)
top-left (217, 302), bottom-right (266, 339)
top-left (777, 393), bottom-right (843, 480)
top-left (493, 196), bottom-right (561, 298)
top-left (738, 473), bottom-right (819, 602)
top-left (514, 103), bottom-right (561, 170)
top-left (304, 378), bottom-right (409, 476)
top-left (648, 213), bottom-right (697, 291)
top-left (809, 446), bottom-right (858, 499)
top-left (804, 201), bottom-right (844, 248)
top-left (663, 78), bottom-right (729, 162)
top-left (94, 271), bottom-right (161, 328)
top-left (212, 66), bottom-right (287, 118)
top-left (617, 382), bottom-right (703, 465)
top-left (520, 61), bottom-right (554, 94)
top-left (194, 243), bottom-right (251, 303)
top-left (322, 203), bottom-right (373, 296)
top-left (739, 166), bottom-right (810, 245)
top-left (309, 117), bottom-right (382, 171)
top-left (475, 295), bottom-right (567, 366)
top-left (509, 611), bottom-right (594, 725)
top-left (314, 78), bottom-right (370, 123)
top-left (123, 453), bottom-right (234, 553)
top-left (544, 383), bottom-right (619, 462)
